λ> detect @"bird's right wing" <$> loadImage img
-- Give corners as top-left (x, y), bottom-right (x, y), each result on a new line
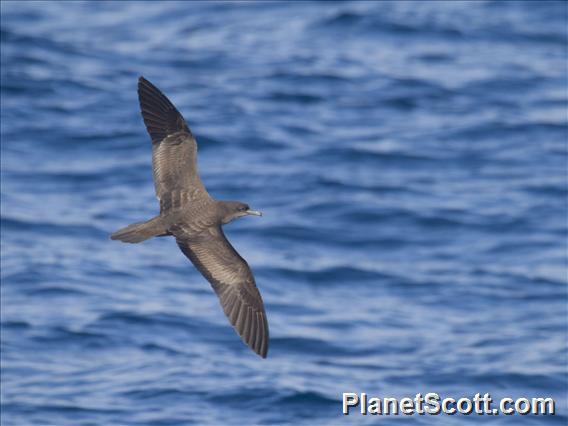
top-left (138, 77), bottom-right (209, 211)
top-left (173, 225), bottom-right (269, 358)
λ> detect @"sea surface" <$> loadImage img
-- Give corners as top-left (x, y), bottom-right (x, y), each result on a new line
top-left (1, 1), bottom-right (567, 425)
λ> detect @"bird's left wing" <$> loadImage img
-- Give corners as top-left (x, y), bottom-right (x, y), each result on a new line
top-left (138, 77), bottom-right (209, 212)
top-left (173, 226), bottom-right (269, 358)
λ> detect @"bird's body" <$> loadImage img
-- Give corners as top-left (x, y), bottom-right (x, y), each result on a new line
top-left (111, 77), bottom-right (269, 358)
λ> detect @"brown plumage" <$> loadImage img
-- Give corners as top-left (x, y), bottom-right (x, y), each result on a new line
top-left (111, 77), bottom-right (268, 358)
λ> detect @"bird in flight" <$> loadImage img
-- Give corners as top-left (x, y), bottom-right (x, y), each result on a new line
top-left (111, 77), bottom-right (269, 358)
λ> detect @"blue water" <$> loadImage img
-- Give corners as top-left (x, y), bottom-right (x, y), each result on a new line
top-left (1, 1), bottom-right (567, 425)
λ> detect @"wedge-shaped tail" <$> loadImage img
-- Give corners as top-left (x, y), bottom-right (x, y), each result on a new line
top-left (111, 216), bottom-right (167, 243)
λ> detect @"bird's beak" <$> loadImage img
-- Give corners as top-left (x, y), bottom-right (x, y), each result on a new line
top-left (246, 209), bottom-right (262, 217)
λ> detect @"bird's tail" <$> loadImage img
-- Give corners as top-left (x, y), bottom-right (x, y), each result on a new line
top-left (110, 216), bottom-right (168, 243)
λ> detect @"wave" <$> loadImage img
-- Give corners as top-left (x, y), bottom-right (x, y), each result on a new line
top-left (1, 216), bottom-right (106, 238)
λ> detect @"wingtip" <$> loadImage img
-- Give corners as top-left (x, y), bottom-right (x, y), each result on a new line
top-left (259, 342), bottom-right (268, 358)
top-left (251, 344), bottom-right (268, 358)
top-left (136, 75), bottom-right (191, 142)
top-left (138, 76), bottom-right (151, 90)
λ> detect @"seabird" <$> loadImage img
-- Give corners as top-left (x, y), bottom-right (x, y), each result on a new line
top-left (111, 77), bottom-right (269, 358)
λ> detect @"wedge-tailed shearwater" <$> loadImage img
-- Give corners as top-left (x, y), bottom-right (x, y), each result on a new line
top-left (111, 77), bottom-right (269, 358)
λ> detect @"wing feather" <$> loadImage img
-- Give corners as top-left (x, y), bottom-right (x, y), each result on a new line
top-left (137, 77), bottom-right (209, 210)
top-left (138, 76), bottom-right (190, 142)
top-left (174, 226), bottom-right (269, 358)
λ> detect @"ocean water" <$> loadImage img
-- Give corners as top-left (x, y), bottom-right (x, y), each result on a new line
top-left (1, 1), bottom-right (567, 425)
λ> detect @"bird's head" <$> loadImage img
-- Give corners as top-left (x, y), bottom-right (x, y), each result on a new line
top-left (219, 201), bottom-right (262, 224)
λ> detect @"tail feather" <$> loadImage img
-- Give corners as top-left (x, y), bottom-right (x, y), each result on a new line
top-left (111, 216), bottom-right (167, 243)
